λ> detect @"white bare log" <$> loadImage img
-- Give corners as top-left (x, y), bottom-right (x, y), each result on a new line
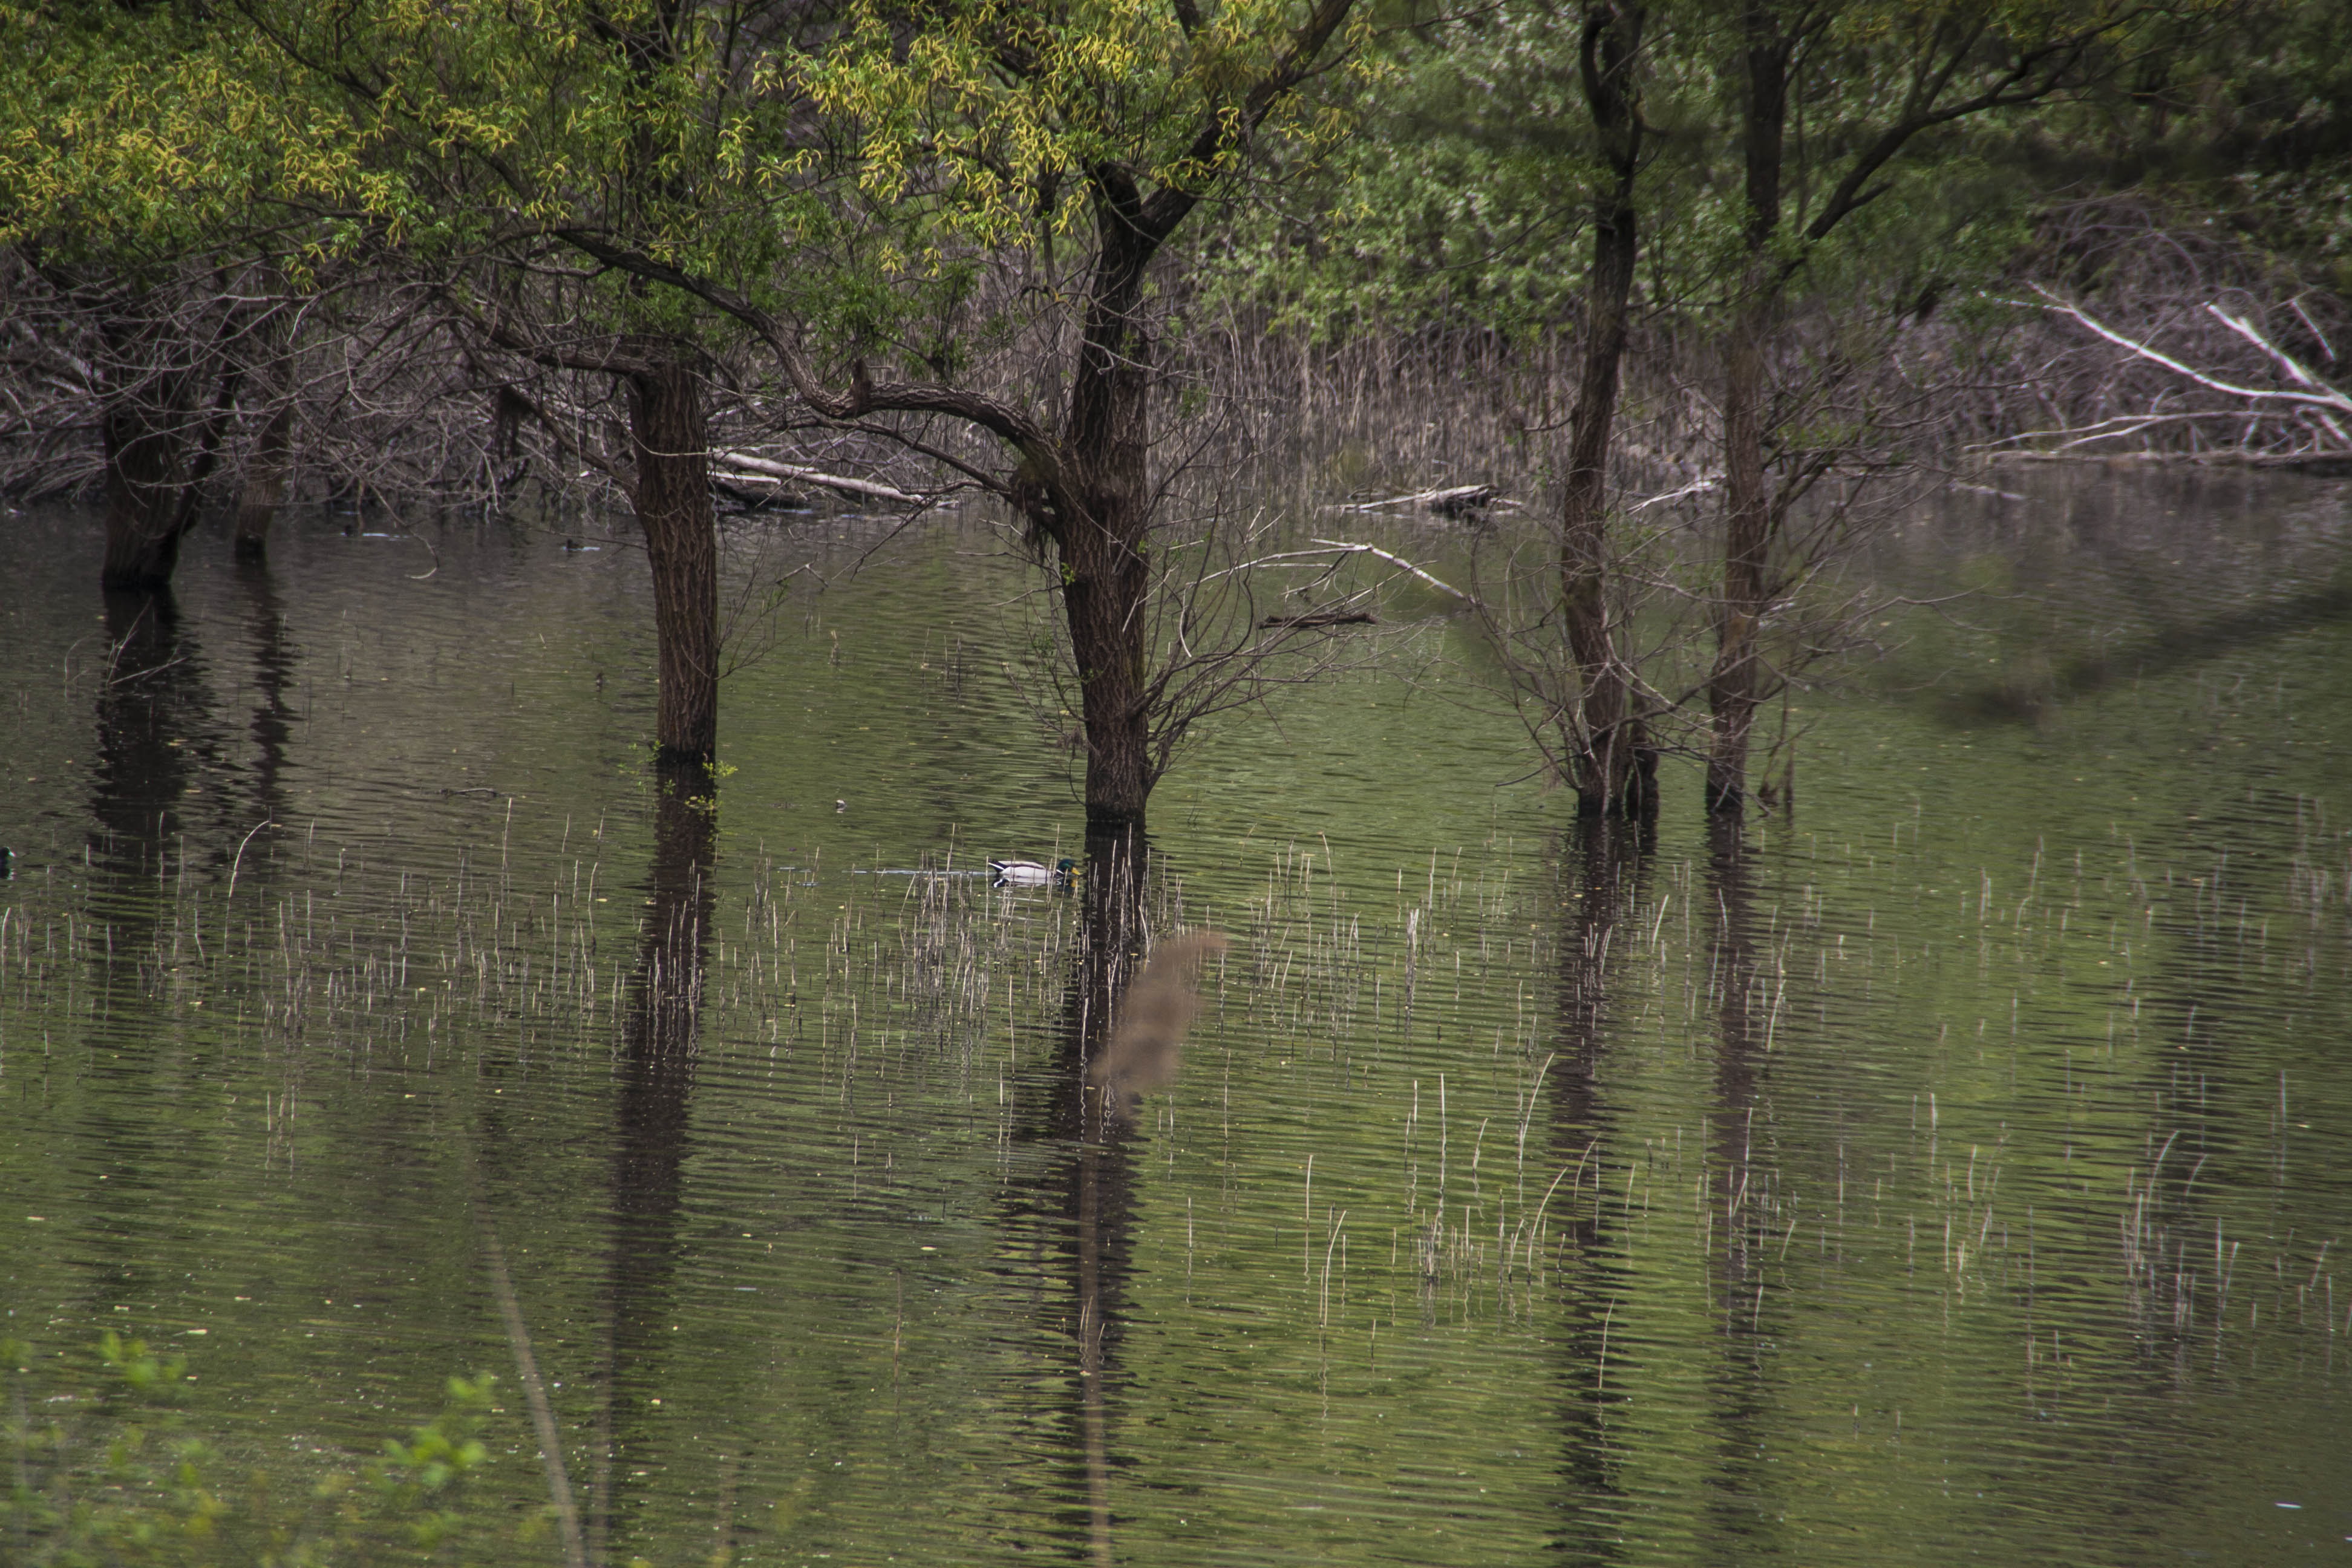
top-left (1333, 483), bottom-right (1498, 514)
top-left (2288, 297), bottom-right (2336, 366)
top-left (1626, 477), bottom-right (1718, 512)
top-left (713, 449), bottom-right (927, 505)
top-left (2201, 307), bottom-right (2352, 446)
top-left (2206, 304), bottom-right (2337, 396)
top-left (1971, 410), bottom-right (2300, 455)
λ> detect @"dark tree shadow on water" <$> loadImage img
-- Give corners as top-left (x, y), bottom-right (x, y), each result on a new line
top-left (1697, 822), bottom-right (1782, 1560)
top-left (230, 555), bottom-right (299, 829)
top-left (87, 589), bottom-right (215, 931)
top-left (1938, 572), bottom-right (2352, 725)
top-left (73, 587), bottom-right (221, 1330)
top-left (995, 827), bottom-right (1152, 1567)
top-left (1543, 817), bottom-right (1648, 1565)
top-left (586, 760), bottom-right (717, 1567)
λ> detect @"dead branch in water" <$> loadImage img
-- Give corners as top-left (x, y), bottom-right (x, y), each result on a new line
top-left (1307, 538), bottom-right (1478, 604)
top-left (711, 448), bottom-right (936, 506)
top-left (1331, 482), bottom-right (1504, 515)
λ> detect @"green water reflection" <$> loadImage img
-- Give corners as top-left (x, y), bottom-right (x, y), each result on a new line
top-left (3, 470), bottom-right (2350, 1565)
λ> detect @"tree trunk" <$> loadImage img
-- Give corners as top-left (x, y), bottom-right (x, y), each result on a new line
top-left (1707, 7), bottom-right (1791, 817)
top-left (101, 405), bottom-right (195, 589)
top-left (1560, 1), bottom-right (1654, 819)
top-left (1707, 292), bottom-right (1773, 815)
top-left (99, 305), bottom-right (241, 590)
top-left (235, 404), bottom-right (293, 562)
top-left (98, 322), bottom-right (203, 590)
top-left (625, 356), bottom-right (719, 766)
top-left (1059, 216), bottom-right (1158, 831)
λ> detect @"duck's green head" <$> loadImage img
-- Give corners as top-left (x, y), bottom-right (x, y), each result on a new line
top-left (1057, 857), bottom-right (1079, 875)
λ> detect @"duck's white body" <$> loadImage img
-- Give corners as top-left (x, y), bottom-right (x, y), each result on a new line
top-left (990, 857), bottom-right (1074, 887)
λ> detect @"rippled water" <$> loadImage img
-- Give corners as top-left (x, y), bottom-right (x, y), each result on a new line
top-left (4, 467), bottom-right (2351, 1565)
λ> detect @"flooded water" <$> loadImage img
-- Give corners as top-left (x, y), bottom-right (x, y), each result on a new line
top-left (4, 467), bottom-right (2351, 1566)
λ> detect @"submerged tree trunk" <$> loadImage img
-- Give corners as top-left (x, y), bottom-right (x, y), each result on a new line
top-left (99, 320), bottom-right (203, 590)
top-left (1707, 7), bottom-right (1792, 817)
top-left (234, 402), bottom-right (293, 562)
top-left (98, 302), bottom-right (241, 590)
top-left (1055, 210), bottom-right (1160, 832)
top-left (1560, 0), bottom-right (1655, 818)
top-left (1707, 292), bottom-right (1774, 815)
top-left (625, 355), bottom-right (719, 766)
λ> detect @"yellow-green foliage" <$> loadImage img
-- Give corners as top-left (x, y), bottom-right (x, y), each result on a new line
top-left (0, 3), bottom-right (366, 263)
top-left (790, 0), bottom-right (1363, 255)
top-left (5, 0), bottom-right (1365, 356)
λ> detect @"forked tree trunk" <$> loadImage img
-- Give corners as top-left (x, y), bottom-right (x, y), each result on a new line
top-left (625, 356), bottom-right (719, 765)
top-left (101, 399), bottom-right (198, 589)
top-left (1560, 0), bottom-right (1654, 819)
top-left (99, 324), bottom-right (203, 590)
top-left (99, 310), bottom-right (240, 590)
top-left (103, 324), bottom-right (243, 587)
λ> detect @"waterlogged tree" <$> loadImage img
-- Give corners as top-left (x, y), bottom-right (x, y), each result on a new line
top-left (1555, 1), bottom-right (1662, 817)
top-left (1223, 0), bottom-right (1708, 818)
top-left (506, 0), bottom-right (1370, 829)
top-left (1696, 0), bottom-right (2192, 814)
top-left (1238, 0), bottom-right (2239, 822)
top-left (223, 0), bottom-right (870, 766)
top-left (223, 0), bottom-right (1368, 803)
top-left (0, 4), bottom-right (358, 587)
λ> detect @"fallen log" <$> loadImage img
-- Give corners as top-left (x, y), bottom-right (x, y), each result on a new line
top-left (1334, 483), bottom-right (1498, 515)
top-left (1259, 610), bottom-right (1378, 630)
top-left (711, 474), bottom-right (811, 511)
top-left (713, 450), bottom-right (926, 506)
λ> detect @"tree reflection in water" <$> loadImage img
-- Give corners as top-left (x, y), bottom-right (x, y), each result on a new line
top-left (992, 826), bottom-right (1167, 1567)
top-left (591, 760), bottom-right (717, 1565)
top-left (230, 550), bottom-right (298, 829)
top-left (80, 586), bottom-right (221, 1322)
top-left (1700, 819), bottom-right (1779, 1555)
top-left (1545, 817), bottom-right (1647, 1564)
top-left (88, 589), bottom-right (213, 912)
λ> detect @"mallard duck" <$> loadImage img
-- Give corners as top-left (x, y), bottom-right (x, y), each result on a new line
top-left (990, 856), bottom-right (1077, 888)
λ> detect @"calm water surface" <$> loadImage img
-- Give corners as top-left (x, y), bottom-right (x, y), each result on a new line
top-left (4, 469), bottom-right (2351, 1565)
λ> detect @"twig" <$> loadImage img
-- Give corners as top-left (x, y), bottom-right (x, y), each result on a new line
top-left (224, 820), bottom-right (273, 905)
top-left (1967, 410), bottom-right (2280, 454)
top-left (403, 531), bottom-right (440, 581)
top-left (1625, 477), bottom-right (1719, 512)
